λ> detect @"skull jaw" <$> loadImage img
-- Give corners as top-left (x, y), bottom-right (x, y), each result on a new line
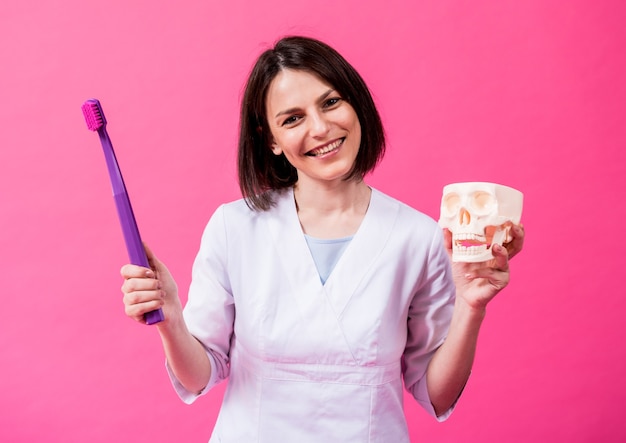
top-left (451, 225), bottom-right (510, 263)
top-left (452, 243), bottom-right (494, 263)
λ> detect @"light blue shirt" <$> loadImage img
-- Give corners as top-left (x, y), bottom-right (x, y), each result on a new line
top-left (304, 234), bottom-right (353, 284)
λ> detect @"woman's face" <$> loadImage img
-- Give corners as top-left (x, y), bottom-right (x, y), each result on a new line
top-left (265, 69), bottom-right (362, 186)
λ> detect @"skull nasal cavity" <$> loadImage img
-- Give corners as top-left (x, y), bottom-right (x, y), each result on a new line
top-left (459, 208), bottom-right (471, 225)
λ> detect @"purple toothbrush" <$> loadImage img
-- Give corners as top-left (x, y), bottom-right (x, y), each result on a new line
top-left (81, 98), bottom-right (164, 325)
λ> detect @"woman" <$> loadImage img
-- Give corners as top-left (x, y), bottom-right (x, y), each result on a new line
top-left (121, 36), bottom-right (524, 442)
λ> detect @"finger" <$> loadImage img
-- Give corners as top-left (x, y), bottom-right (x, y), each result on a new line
top-left (123, 288), bottom-right (165, 306)
top-left (121, 276), bottom-right (161, 294)
top-left (121, 263), bottom-right (155, 280)
top-left (505, 224), bottom-right (525, 259)
top-left (491, 243), bottom-right (509, 270)
top-left (442, 228), bottom-right (453, 250)
top-left (124, 297), bottom-right (165, 322)
top-left (462, 245), bottom-right (509, 283)
top-left (464, 266), bottom-right (510, 290)
top-left (442, 229), bottom-right (453, 260)
top-left (142, 242), bottom-right (161, 273)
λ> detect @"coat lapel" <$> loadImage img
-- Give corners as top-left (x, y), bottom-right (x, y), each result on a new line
top-left (265, 187), bottom-right (401, 312)
top-left (323, 188), bottom-right (400, 316)
top-left (264, 188), bottom-right (326, 308)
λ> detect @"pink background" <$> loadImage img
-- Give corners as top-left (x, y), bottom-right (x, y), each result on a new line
top-left (1, 1), bottom-right (624, 441)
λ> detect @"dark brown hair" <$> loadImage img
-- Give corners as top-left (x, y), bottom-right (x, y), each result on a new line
top-left (238, 36), bottom-right (386, 211)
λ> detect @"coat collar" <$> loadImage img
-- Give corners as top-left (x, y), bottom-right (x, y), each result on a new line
top-left (264, 187), bottom-right (400, 316)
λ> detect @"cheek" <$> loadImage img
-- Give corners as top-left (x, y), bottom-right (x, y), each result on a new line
top-left (349, 119), bottom-right (362, 147)
top-left (341, 109), bottom-right (361, 138)
top-left (275, 129), bottom-right (305, 152)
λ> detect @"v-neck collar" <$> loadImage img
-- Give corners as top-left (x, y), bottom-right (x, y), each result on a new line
top-left (264, 187), bottom-right (400, 316)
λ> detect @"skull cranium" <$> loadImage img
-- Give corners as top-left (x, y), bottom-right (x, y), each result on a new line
top-left (438, 182), bottom-right (523, 262)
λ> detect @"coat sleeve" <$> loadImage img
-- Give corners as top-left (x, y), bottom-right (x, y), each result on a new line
top-left (167, 204), bottom-right (236, 404)
top-left (402, 226), bottom-right (458, 421)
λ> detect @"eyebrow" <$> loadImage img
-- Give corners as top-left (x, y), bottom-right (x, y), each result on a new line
top-left (274, 89), bottom-right (335, 118)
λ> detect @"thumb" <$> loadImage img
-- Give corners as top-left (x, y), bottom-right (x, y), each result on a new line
top-left (142, 242), bottom-right (161, 273)
top-left (442, 228), bottom-right (453, 259)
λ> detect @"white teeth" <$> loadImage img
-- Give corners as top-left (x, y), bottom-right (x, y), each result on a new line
top-left (453, 244), bottom-right (488, 255)
top-left (453, 233), bottom-right (487, 242)
top-left (309, 139), bottom-right (343, 156)
top-left (453, 232), bottom-right (489, 256)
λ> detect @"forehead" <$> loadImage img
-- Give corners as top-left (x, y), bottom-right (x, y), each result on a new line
top-left (266, 69), bottom-right (333, 113)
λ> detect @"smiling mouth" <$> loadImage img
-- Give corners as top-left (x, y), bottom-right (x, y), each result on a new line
top-left (306, 138), bottom-right (344, 157)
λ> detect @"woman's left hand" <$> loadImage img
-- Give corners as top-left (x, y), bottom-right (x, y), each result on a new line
top-left (444, 224), bottom-right (525, 310)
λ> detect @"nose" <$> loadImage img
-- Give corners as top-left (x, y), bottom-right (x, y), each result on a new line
top-left (308, 111), bottom-right (330, 138)
top-left (459, 208), bottom-right (471, 225)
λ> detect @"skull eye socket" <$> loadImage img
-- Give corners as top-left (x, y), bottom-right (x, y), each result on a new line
top-left (470, 191), bottom-right (496, 215)
top-left (442, 193), bottom-right (461, 217)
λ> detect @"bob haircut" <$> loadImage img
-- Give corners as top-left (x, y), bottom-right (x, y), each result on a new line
top-left (238, 35), bottom-right (386, 211)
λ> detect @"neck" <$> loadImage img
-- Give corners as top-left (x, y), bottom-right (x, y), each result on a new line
top-left (294, 178), bottom-right (370, 213)
top-left (293, 178), bottom-right (372, 238)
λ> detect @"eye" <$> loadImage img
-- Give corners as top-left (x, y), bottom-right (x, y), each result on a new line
top-left (323, 97), bottom-right (341, 108)
top-left (281, 115), bottom-right (301, 126)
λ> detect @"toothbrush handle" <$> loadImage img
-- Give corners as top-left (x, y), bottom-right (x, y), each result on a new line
top-left (114, 193), bottom-right (165, 325)
top-left (99, 129), bottom-right (165, 325)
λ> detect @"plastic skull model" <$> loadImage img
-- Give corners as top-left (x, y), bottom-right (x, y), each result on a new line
top-left (439, 182), bottom-right (523, 263)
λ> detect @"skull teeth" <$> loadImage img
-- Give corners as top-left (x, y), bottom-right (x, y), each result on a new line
top-left (453, 244), bottom-right (489, 255)
top-left (453, 233), bottom-right (487, 242)
top-left (453, 233), bottom-right (490, 256)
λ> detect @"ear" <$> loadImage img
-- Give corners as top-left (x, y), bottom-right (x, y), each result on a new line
top-left (256, 125), bottom-right (281, 155)
top-left (270, 141), bottom-right (282, 156)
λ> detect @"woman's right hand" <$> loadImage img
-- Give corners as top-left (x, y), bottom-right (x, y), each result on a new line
top-left (120, 245), bottom-right (182, 325)
top-left (121, 247), bottom-right (212, 392)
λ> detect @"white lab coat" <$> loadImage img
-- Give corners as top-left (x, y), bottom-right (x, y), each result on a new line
top-left (168, 187), bottom-right (457, 442)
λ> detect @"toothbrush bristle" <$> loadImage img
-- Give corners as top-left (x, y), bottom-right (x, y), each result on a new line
top-left (81, 99), bottom-right (107, 131)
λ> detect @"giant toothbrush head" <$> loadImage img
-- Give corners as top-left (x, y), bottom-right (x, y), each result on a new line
top-left (81, 99), bottom-right (107, 131)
